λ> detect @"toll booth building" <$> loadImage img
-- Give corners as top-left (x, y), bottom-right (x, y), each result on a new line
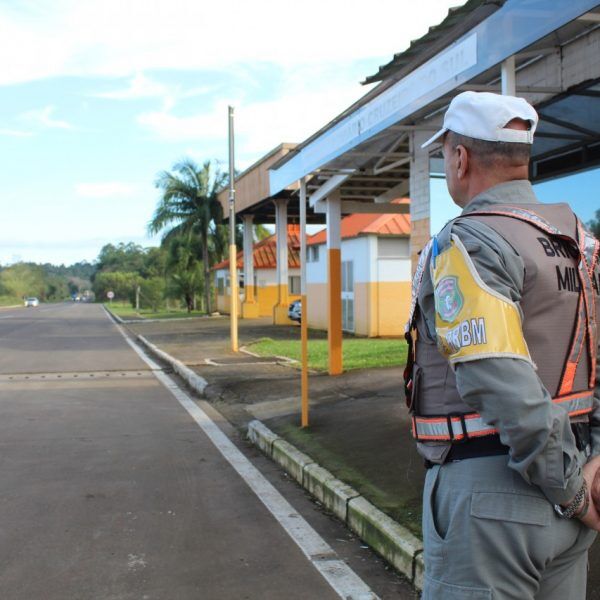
top-left (213, 225), bottom-right (301, 319)
top-left (306, 207), bottom-right (411, 337)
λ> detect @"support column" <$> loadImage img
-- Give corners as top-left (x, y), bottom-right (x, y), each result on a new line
top-left (327, 190), bottom-right (343, 375)
top-left (273, 199), bottom-right (291, 324)
top-left (299, 178), bottom-right (309, 427)
top-left (501, 55), bottom-right (516, 96)
top-left (241, 214), bottom-right (260, 318)
top-left (409, 130), bottom-right (431, 274)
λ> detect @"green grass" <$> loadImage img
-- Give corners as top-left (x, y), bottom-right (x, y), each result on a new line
top-left (272, 422), bottom-right (422, 537)
top-left (0, 296), bottom-right (21, 307)
top-left (248, 336), bottom-right (407, 371)
top-left (105, 302), bottom-right (206, 320)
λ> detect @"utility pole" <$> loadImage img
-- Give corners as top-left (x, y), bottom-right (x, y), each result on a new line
top-left (228, 106), bottom-right (239, 352)
top-left (135, 285), bottom-right (140, 312)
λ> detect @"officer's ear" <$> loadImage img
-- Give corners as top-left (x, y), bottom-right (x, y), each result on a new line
top-left (455, 144), bottom-right (469, 180)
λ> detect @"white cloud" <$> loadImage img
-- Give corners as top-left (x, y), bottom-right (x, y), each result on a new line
top-left (0, 128), bottom-right (33, 137)
top-left (94, 72), bottom-right (170, 101)
top-left (75, 182), bottom-right (141, 199)
top-left (136, 63), bottom-right (370, 166)
top-left (0, 0), bottom-right (462, 85)
top-left (93, 72), bottom-right (217, 113)
top-left (20, 105), bottom-right (73, 130)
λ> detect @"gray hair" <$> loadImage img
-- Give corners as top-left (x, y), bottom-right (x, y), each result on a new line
top-left (446, 130), bottom-right (531, 167)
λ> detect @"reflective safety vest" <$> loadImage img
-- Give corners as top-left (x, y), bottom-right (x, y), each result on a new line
top-left (404, 202), bottom-right (600, 443)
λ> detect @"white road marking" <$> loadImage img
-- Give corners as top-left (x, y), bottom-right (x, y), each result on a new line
top-left (103, 307), bottom-right (379, 600)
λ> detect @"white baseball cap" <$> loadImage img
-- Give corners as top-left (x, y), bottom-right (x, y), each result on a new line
top-left (421, 91), bottom-right (538, 148)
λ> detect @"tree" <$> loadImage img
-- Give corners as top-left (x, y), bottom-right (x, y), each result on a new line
top-left (164, 233), bottom-right (203, 312)
top-left (138, 277), bottom-right (165, 312)
top-left (149, 159), bottom-right (226, 314)
top-left (589, 209), bottom-right (600, 240)
top-left (92, 271), bottom-right (140, 302)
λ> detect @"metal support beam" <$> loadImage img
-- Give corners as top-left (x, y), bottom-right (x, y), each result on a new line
top-left (459, 84), bottom-right (563, 94)
top-left (313, 200), bottom-right (409, 214)
top-left (373, 156), bottom-right (412, 176)
top-left (374, 180), bottom-right (410, 203)
top-left (577, 11), bottom-right (600, 22)
top-left (502, 55), bottom-right (516, 95)
top-left (309, 173), bottom-right (352, 208)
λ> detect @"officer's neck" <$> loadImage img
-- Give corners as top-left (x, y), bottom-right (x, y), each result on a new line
top-left (456, 165), bottom-right (529, 208)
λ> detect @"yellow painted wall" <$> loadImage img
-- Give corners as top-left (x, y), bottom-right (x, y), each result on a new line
top-left (353, 283), bottom-right (370, 337)
top-left (306, 283), bottom-right (328, 330)
top-left (217, 292), bottom-right (241, 314)
top-left (217, 284), bottom-right (299, 317)
top-left (307, 281), bottom-right (411, 337)
top-left (371, 281), bottom-right (412, 337)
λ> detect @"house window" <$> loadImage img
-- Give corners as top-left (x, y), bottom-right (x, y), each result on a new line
top-left (378, 237), bottom-right (409, 258)
top-left (217, 277), bottom-right (225, 295)
top-left (308, 245), bottom-right (320, 262)
top-left (289, 276), bottom-right (301, 295)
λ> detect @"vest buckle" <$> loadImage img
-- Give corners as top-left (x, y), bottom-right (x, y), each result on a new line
top-left (447, 413), bottom-right (469, 443)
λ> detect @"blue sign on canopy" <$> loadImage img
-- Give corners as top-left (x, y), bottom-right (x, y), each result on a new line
top-left (270, 0), bottom-right (600, 195)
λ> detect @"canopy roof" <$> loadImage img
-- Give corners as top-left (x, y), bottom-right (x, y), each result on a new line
top-left (269, 0), bottom-right (600, 208)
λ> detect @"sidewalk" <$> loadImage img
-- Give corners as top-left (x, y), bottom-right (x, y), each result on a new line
top-left (124, 314), bottom-right (600, 598)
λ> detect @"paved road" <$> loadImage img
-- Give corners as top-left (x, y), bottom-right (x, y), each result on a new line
top-left (0, 303), bottom-right (415, 599)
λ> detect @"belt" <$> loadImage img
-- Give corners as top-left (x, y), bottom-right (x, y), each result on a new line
top-left (424, 423), bottom-right (590, 469)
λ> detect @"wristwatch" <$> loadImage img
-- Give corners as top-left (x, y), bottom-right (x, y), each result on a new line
top-left (554, 480), bottom-right (588, 519)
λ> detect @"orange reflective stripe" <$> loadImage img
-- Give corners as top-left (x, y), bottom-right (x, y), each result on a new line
top-left (412, 390), bottom-right (594, 441)
top-left (469, 208), bottom-right (596, 397)
top-left (559, 362), bottom-right (578, 396)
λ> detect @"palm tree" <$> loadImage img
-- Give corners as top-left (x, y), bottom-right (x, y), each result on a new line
top-left (149, 159), bottom-right (226, 314)
top-left (164, 232), bottom-right (203, 312)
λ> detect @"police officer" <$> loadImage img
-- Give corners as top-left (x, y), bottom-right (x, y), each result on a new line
top-left (405, 91), bottom-right (600, 599)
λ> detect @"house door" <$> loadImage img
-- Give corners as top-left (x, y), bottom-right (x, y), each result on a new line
top-left (342, 260), bottom-right (354, 333)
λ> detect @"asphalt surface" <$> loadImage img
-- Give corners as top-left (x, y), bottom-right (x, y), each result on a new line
top-left (0, 303), bottom-right (416, 599)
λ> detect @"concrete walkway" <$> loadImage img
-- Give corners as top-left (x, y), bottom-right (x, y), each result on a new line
top-left (125, 314), bottom-right (600, 599)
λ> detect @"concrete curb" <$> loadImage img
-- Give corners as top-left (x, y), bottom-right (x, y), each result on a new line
top-left (136, 335), bottom-right (208, 395)
top-left (103, 305), bottom-right (125, 324)
top-left (103, 304), bottom-right (223, 325)
top-left (247, 419), bottom-right (424, 590)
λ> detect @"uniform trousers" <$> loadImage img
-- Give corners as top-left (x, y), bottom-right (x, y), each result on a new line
top-left (421, 455), bottom-right (596, 599)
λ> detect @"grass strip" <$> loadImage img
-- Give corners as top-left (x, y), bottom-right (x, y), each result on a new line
top-left (248, 336), bottom-right (407, 371)
top-left (105, 301), bottom-right (206, 320)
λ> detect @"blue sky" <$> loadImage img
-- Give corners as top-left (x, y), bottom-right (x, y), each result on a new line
top-left (0, 1), bottom-right (598, 266)
top-left (431, 171), bottom-right (599, 234)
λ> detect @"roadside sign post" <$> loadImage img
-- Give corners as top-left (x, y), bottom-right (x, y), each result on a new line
top-left (228, 106), bottom-right (239, 353)
top-left (107, 290), bottom-right (114, 305)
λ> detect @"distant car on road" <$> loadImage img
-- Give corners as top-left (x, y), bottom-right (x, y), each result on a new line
top-left (288, 299), bottom-right (301, 323)
top-left (24, 297), bottom-right (39, 307)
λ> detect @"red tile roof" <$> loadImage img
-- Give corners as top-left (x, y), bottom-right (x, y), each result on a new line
top-left (308, 199), bottom-right (410, 246)
top-left (212, 224), bottom-right (300, 271)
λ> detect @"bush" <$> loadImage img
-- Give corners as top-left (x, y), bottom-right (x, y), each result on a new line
top-left (138, 277), bottom-right (166, 312)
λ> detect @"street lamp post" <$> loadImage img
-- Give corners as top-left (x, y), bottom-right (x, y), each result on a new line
top-left (228, 106), bottom-right (239, 352)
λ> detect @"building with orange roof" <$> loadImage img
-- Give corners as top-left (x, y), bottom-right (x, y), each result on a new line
top-left (307, 202), bottom-right (411, 337)
top-left (213, 225), bottom-right (301, 319)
